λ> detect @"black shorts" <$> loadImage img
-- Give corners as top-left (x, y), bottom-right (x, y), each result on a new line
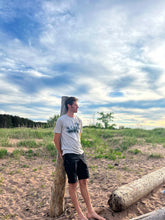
top-left (63, 153), bottom-right (89, 184)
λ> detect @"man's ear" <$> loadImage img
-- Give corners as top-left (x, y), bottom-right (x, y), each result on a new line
top-left (67, 103), bottom-right (70, 109)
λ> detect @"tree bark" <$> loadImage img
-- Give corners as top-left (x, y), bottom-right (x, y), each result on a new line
top-left (130, 207), bottom-right (165, 220)
top-left (50, 96), bottom-right (68, 217)
top-left (108, 167), bottom-right (165, 212)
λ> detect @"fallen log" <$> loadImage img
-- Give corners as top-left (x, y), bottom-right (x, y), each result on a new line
top-left (130, 207), bottom-right (165, 220)
top-left (50, 96), bottom-right (68, 217)
top-left (108, 167), bottom-right (165, 212)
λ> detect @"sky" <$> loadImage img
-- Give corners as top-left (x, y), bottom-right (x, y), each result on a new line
top-left (0, 0), bottom-right (165, 129)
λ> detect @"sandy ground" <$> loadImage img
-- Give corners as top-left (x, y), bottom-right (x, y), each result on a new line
top-left (0, 140), bottom-right (165, 220)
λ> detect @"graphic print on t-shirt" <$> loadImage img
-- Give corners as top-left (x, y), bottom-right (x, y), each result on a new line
top-left (67, 122), bottom-right (80, 133)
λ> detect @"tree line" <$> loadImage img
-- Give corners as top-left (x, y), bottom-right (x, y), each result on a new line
top-left (0, 114), bottom-right (47, 128)
top-left (0, 112), bottom-right (116, 129)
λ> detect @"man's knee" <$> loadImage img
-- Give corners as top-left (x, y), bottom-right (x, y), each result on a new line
top-left (69, 182), bottom-right (77, 191)
top-left (79, 179), bottom-right (88, 187)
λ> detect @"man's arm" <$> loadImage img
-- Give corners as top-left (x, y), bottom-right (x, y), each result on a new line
top-left (54, 133), bottom-right (63, 159)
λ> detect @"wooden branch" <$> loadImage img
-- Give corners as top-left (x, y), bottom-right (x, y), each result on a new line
top-left (108, 167), bottom-right (165, 212)
top-left (130, 207), bottom-right (165, 220)
top-left (50, 96), bottom-right (68, 217)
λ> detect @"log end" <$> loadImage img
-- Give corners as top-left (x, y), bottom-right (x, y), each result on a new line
top-left (108, 191), bottom-right (126, 212)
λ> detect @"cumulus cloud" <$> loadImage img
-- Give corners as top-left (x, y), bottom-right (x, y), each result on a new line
top-left (0, 0), bottom-right (165, 128)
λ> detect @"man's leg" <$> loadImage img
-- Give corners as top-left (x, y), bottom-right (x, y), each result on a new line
top-left (69, 182), bottom-right (88, 220)
top-left (79, 179), bottom-right (106, 220)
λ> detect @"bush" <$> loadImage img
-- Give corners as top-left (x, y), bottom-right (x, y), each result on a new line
top-left (17, 140), bottom-right (38, 148)
top-left (12, 149), bottom-right (24, 159)
top-left (81, 138), bottom-right (93, 148)
top-left (0, 148), bottom-right (8, 158)
top-left (128, 148), bottom-right (142, 154)
top-left (148, 153), bottom-right (163, 159)
top-left (46, 143), bottom-right (57, 157)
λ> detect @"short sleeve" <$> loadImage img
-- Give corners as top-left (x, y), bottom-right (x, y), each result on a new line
top-left (54, 118), bottom-right (62, 133)
top-left (79, 118), bottom-right (83, 133)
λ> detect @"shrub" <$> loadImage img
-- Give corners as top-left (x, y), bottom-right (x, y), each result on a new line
top-left (81, 138), bottom-right (93, 148)
top-left (12, 149), bottom-right (24, 159)
top-left (25, 149), bottom-right (36, 158)
top-left (17, 140), bottom-right (38, 148)
top-left (46, 143), bottom-right (57, 157)
top-left (0, 148), bottom-right (8, 158)
top-left (107, 164), bottom-right (114, 169)
top-left (148, 153), bottom-right (163, 159)
top-left (128, 148), bottom-right (142, 154)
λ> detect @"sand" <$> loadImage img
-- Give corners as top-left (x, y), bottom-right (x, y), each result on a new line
top-left (0, 140), bottom-right (165, 220)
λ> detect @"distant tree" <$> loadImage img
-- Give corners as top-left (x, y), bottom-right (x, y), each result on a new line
top-left (97, 112), bottom-right (116, 129)
top-left (12, 116), bottom-right (20, 127)
top-left (95, 122), bottom-right (102, 128)
top-left (0, 115), bottom-right (12, 128)
top-left (0, 114), bottom-right (46, 128)
top-left (119, 126), bottom-right (125, 129)
top-left (47, 114), bottom-right (60, 127)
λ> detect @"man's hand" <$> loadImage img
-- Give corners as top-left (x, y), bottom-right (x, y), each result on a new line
top-left (59, 151), bottom-right (63, 160)
top-left (54, 133), bottom-right (63, 159)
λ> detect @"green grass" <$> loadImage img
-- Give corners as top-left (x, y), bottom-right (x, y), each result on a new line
top-left (81, 138), bottom-right (94, 148)
top-left (2, 214), bottom-right (17, 219)
top-left (0, 127), bottom-right (57, 159)
top-left (22, 164), bottom-right (29, 168)
top-left (128, 148), bottom-right (142, 155)
top-left (26, 149), bottom-right (36, 158)
top-left (81, 127), bottom-right (165, 160)
top-left (33, 168), bottom-right (37, 172)
top-left (41, 184), bottom-right (45, 189)
top-left (122, 166), bottom-right (130, 171)
top-left (0, 138), bottom-right (11, 147)
top-left (89, 165), bottom-right (98, 171)
top-left (12, 149), bottom-right (24, 159)
top-left (0, 176), bottom-right (4, 183)
top-left (0, 127), bottom-right (53, 139)
top-left (148, 153), bottom-right (164, 159)
top-left (17, 140), bottom-right (38, 148)
top-left (0, 127), bottom-right (165, 161)
top-left (46, 143), bottom-right (57, 157)
top-left (0, 148), bottom-right (8, 158)
top-left (107, 164), bottom-right (114, 169)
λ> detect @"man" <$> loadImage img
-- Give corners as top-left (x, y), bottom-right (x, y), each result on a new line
top-left (54, 97), bottom-right (105, 220)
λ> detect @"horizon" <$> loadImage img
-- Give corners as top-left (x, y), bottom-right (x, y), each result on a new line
top-left (1, 0), bottom-right (165, 129)
top-left (1, 112), bottom-right (165, 130)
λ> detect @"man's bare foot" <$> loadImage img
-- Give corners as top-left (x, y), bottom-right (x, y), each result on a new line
top-left (78, 213), bottom-right (88, 220)
top-left (86, 210), bottom-right (106, 220)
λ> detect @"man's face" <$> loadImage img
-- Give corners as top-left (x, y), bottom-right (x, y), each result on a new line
top-left (69, 101), bottom-right (79, 113)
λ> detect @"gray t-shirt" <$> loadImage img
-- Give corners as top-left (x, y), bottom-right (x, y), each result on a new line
top-left (54, 114), bottom-right (84, 155)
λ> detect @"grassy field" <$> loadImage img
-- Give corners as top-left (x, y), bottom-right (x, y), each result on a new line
top-left (81, 127), bottom-right (165, 160)
top-left (0, 127), bottom-right (165, 160)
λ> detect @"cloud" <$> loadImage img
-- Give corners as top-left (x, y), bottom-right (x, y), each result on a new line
top-left (0, 0), bottom-right (165, 128)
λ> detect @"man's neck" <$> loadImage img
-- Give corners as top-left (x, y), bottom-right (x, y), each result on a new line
top-left (67, 111), bottom-right (75, 118)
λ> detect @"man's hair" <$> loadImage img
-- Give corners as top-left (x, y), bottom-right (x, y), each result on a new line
top-left (65, 97), bottom-right (78, 111)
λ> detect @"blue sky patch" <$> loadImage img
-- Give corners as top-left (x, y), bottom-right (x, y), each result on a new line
top-left (110, 91), bottom-right (124, 97)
